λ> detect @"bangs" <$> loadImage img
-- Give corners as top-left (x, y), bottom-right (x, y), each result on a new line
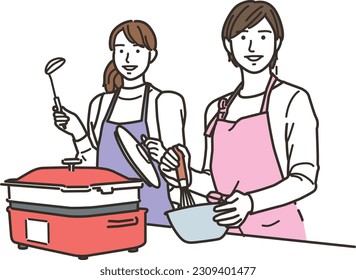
top-left (223, 1), bottom-right (283, 40)
top-left (109, 20), bottom-right (157, 51)
top-left (122, 22), bottom-right (156, 50)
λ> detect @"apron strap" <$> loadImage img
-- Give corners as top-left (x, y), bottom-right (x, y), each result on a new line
top-left (260, 75), bottom-right (277, 113)
top-left (205, 115), bottom-right (218, 136)
top-left (103, 90), bottom-right (120, 123)
top-left (205, 83), bottom-right (243, 137)
top-left (205, 98), bottom-right (229, 136)
top-left (104, 83), bottom-right (151, 124)
top-left (205, 75), bottom-right (278, 137)
top-left (141, 83), bottom-right (151, 122)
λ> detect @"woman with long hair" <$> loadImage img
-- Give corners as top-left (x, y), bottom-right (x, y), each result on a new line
top-left (53, 20), bottom-right (186, 226)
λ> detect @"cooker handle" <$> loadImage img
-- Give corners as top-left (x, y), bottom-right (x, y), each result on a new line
top-left (62, 158), bottom-right (82, 172)
top-left (107, 217), bottom-right (139, 228)
top-left (98, 185), bottom-right (115, 194)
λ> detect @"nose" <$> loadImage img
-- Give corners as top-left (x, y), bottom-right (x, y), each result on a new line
top-left (248, 40), bottom-right (255, 53)
top-left (125, 52), bottom-right (130, 63)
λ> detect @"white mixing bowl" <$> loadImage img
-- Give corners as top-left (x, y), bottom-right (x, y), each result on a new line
top-left (166, 203), bottom-right (228, 243)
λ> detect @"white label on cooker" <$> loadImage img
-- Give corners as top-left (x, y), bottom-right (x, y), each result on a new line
top-left (26, 219), bottom-right (49, 244)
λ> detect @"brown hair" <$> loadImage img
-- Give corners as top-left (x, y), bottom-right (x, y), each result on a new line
top-left (222, 1), bottom-right (284, 68)
top-left (103, 20), bottom-right (157, 92)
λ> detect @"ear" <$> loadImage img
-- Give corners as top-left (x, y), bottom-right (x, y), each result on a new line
top-left (149, 49), bottom-right (158, 64)
top-left (223, 39), bottom-right (233, 54)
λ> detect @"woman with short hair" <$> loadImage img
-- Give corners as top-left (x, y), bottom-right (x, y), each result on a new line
top-left (160, 1), bottom-right (319, 240)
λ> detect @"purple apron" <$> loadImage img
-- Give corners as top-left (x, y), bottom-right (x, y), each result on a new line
top-left (97, 83), bottom-right (172, 226)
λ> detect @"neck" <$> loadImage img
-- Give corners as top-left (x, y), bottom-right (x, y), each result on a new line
top-left (122, 76), bottom-right (145, 89)
top-left (240, 68), bottom-right (272, 97)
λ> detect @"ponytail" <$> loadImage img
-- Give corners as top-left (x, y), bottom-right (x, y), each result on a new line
top-left (103, 61), bottom-right (123, 93)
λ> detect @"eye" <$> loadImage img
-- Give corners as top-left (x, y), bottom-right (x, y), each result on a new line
top-left (119, 49), bottom-right (124, 53)
top-left (261, 35), bottom-right (266, 40)
top-left (136, 49), bottom-right (140, 53)
top-left (241, 35), bottom-right (246, 40)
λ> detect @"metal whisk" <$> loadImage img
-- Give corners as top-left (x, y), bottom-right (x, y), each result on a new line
top-left (179, 187), bottom-right (195, 208)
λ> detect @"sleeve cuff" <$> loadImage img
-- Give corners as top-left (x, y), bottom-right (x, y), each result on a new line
top-left (73, 136), bottom-right (93, 155)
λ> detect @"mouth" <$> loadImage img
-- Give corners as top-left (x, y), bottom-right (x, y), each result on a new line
top-left (244, 55), bottom-right (263, 62)
top-left (123, 65), bottom-right (138, 71)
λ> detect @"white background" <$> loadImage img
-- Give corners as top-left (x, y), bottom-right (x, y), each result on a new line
top-left (1, 0), bottom-right (355, 279)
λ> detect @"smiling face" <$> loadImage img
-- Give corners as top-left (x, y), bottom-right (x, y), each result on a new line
top-left (229, 18), bottom-right (278, 73)
top-left (114, 32), bottom-right (155, 81)
top-left (222, 1), bottom-right (284, 72)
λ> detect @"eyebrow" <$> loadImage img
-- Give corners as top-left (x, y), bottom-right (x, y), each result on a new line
top-left (115, 43), bottom-right (142, 48)
top-left (258, 30), bottom-right (272, 33)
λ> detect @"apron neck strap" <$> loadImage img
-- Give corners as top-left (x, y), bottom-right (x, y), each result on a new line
top-left (223, 74), bottom-right (278, 116)
top-left (216, 82), bottom-right (243, 120)
top-left (260, 75), bottom-right (277, 113)
top-left (141, 83), bottom-right (151, 120)
top-left (105, 83), bottom-right (151, 122)
top-left (205, 75), bottom-right (277, 137)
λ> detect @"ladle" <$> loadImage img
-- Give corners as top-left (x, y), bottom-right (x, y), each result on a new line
top-left (45, 57), bottom-right (65, 112)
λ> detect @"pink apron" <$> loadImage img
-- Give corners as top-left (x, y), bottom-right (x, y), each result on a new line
top-left (206, 75), bottom-right (306, 240)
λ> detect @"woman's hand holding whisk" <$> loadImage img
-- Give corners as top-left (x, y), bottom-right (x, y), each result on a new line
top-left (159, 144), bottom-right (192, 188)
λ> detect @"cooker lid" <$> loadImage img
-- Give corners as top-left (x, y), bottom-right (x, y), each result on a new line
top-left (4, 158), bottom-right (142, 190)
top-left (115, 126), bottom-right (160, 188)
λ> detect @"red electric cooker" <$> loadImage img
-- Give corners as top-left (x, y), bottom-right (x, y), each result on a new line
top-left (2, 126), bottom-right (162, 259)
top-left (2, 158), bottom-right (148, 260)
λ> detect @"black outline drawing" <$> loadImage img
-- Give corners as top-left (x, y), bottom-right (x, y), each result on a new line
top-left (1, 1), bottom-right (355, 262)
